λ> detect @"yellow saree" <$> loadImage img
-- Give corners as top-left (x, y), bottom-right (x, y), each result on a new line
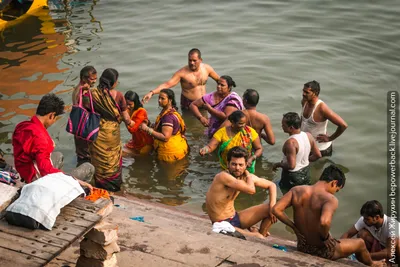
top-left (153, 108), bottom-right (189, 162)
top-left (89, 87), bottom-right (123, 191)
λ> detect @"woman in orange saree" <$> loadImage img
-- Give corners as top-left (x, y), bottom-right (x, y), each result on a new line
top-left (123, 90), bottom-right (153, 156)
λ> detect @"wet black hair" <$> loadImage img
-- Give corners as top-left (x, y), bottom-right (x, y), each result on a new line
top-left (228, 110), bottom-right (246, 124)
top-left (36, 93), bottom-right (65, 116)
top-left (80, 66), bottom-right (97, 80)
top-left (304, 80), bottom-right (320, 96)
top-left (124, 90), bottom-right (142, 111)
top-left (243, 89), bottom-right (259, 107)
top-left (188, 48), bottom-right (201, 59)
top-left (98, 68), bottom-right (119, 90)
top-left (160, 88), bottom-right (178, 111)
top-left (283, 112), bottom-right (301, 129)
top-left (319, 164), bottom-right (346, 188)
top-left (220, 75), bottom-right (236, 90)
top-left (360, 200), bottom-right (384, 218)
top-left (227, 146), bottom-right (249, 162)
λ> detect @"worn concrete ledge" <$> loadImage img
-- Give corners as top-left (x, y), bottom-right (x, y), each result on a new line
top-left (49, 196), bottom-right (364, 267)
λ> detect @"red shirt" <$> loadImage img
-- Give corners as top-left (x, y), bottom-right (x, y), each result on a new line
top-left (12, 116), bottom-right (61, 183)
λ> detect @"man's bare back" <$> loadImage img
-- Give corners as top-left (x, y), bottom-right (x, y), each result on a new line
top-left (243, 109), bottom-right (275, 145)
top-left (273, 165), bottom-right (383, 266)
top-left (291, 185), bottom-right (337, 246)
top-left (241, 89), bottom-right (275, 145)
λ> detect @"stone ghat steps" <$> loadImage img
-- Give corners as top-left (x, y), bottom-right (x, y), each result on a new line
top-left (50, 196), bottom-right (363, 267)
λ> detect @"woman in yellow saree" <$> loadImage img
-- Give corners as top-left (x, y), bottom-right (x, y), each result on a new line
top-left (199, 110), bottom-right (262, 173)
top-left (140, 89), bottom-right (188, 162)
top-left (90, 68), bottom-right (134, 191)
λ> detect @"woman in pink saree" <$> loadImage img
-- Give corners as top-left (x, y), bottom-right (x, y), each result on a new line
top-left (190, 75), bottom-right (244, 138)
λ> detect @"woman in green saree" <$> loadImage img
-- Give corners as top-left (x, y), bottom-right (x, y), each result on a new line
top-left (199, 110), bottom-right (263, 173)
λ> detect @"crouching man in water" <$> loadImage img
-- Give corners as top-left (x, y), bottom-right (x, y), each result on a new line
top-left (341, 200), bottom-right (400, 265)
top-left (206, 146), bottom-right (277, 239)
top-left (272, 165), bottom-right (384, 266)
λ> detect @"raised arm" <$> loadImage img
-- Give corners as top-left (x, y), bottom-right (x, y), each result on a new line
top-left (320, 196), bottom-right (338, 240)
top-left (189, 98), bottom-right (209, 127)
top-left (253, 176), bottom-right (277, 207)
top-left (317, 103), bottom-right (348, 143)
top-left (219, 171), bottom-right (256, 194)
top-left (142, 71), bottom-right (182, 103)
top-left (206, 64), bottom-right (220, 82)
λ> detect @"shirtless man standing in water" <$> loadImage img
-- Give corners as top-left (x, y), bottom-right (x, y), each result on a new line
top-left (206, 146), bottom-right (277, 238)
top-left (142, 48), bottom-right (220, 109)
top-left (242, 89), bottom-right (275, 145)
top-left (272, 165), bottom-right (383, 266)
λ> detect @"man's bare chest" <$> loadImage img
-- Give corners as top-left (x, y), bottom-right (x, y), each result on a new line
top-left (182, 72), bottom-right (208, 87)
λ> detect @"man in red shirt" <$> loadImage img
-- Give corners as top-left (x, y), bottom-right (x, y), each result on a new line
top-left (12, 94), bottom-right (94, 185)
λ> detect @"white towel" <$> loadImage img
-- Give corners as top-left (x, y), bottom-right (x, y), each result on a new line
top-left (6, 172), bottom-right (84, 230)
top-left (212, 221), bottom-right (236, 234)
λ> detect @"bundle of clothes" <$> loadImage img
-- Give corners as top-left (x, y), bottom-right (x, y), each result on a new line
top-left (0, 149), bottom-right (20, 186)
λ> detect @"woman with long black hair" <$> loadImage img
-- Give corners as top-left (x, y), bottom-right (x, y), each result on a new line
top-left (123, 90), bottom-right (153, 156)
top-left (89, 68), bottom-right (133, 191)
top-left (140, 89), bottom-right (188, 162)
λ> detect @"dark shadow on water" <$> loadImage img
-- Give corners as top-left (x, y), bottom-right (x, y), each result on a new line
top-left (0, 0), bottom-right (33, 21)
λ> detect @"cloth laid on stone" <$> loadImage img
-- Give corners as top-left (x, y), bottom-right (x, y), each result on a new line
top-left (212, 221), bottom-right (236, 234)
top-left (6, 172), bottom-right (84, 230)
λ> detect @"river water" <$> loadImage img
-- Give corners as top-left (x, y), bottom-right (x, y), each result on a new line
top-left (0, 0), bottom-right (399, 240)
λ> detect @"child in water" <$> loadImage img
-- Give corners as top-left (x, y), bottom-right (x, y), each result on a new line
top-left (123, 91), bottom-right (153, 156)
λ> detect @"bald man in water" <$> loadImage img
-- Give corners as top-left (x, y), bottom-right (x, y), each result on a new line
top-left (142, 48), bottom-right (220, 109)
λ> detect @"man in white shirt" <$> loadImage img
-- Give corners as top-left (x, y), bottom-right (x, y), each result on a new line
top-left (301, 80), bottom-right (347, 157)
top-left (272, 112), bottom-right (321, 191)
top-left (341, 200), bottom-right (399, 264)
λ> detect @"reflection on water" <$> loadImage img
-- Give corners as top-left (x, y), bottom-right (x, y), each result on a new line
top-left (0, 7), bottom-right (68, 120)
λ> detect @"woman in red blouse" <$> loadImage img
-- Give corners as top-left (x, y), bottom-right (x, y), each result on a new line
top-left (123, 91), bottom-right (153, 156)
